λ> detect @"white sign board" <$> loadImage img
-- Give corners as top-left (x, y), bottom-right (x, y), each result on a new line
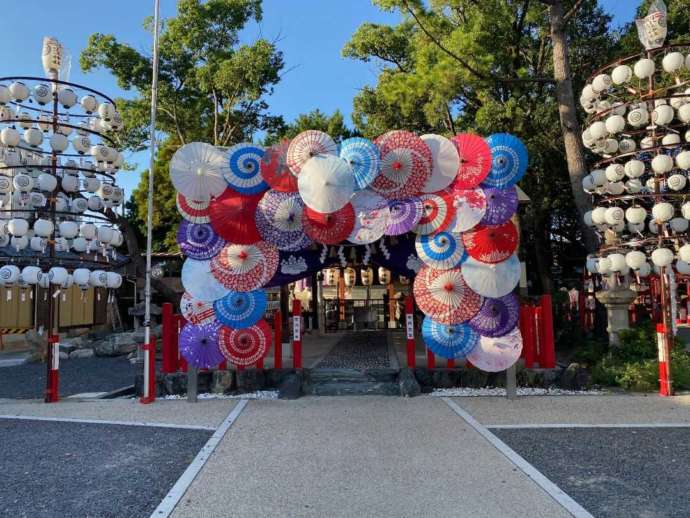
top-left (293, 316), bottom-right (301, 341)
top-left (405, 314), bottom-right (414, 340)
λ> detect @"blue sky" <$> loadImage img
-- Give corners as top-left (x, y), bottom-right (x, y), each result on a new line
top-left (0, 0), bottom-right (639, 198)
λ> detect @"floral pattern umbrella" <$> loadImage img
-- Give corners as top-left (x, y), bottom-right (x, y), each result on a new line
top-left (412, 265), bottom-right (482, 324)
top-left (386, 197), bottom-right (423, 236)
top-left (176, 221), bottom-right (225, 260)
top-left (208, 189), bottom-right (262, 244)
top-left (422, 316), bottom-right (480, 359)
top-left (371, 131), bottom-right (432, 199)
top-left (348, 189), bottom-right (391, 245)
top-left (468, 293), bottom-right (520, 337)
top-left (450, 133), bottom-right (491, 189)
top-left (218, 320), bottom-right (271, 366)
top-left (467, 327), bottom-right (523, 372)
top-left (480, 187), bottom-right (518, 225)
top-left (180, 292), bottom-right (216, 325)
top-left (210, 241), bottom-right (279, 292)
top-left (176, 193), bottom-right (211, 224)
top-left (302, 204), bottom-right (355, 244)
top-left (287, 130), bottom-right (338, 175)
top-left (179, 321), bottom-right (224, 369)
top-left (462, 221), bottom-right (518, 264)
top-left (255, 190), bottom-right (312, 251)
top-left (461, 254), bottom-right (521, 298)
top-left (260, 140), bottom-right (298, 192)
top-left (223, 142), bottom-right (269, 195)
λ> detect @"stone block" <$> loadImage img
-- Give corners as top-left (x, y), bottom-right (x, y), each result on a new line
top-left (399, 368), bottom-right (421, 397)
top-left (236, 369), bottom-right (266, 393)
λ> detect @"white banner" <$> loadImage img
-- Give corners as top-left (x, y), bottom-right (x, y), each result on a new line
top-left (405, 314), bottom-right (414, 340)
top-left (52, 343), bottom-right (59, 370)
top-left (293, 316), bottom-right (301, 341)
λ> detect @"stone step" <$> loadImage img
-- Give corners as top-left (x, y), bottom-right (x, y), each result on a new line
top-left (306, 368), bottom-right (398, 384)
top-left (303, 381), bottom-right (400, 396)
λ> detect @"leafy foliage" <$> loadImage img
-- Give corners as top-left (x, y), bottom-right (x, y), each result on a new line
top-left (265, 109), bottom-right (356, 145)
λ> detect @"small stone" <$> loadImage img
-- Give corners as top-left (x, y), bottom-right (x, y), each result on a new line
top-left (69, 348), bottom-right (94, 359)
top-left (211, 370), bottom-right (234, 394)
top-left (277, 372), bottom-right (302, 399)
top-left (59, 351), bottom-right (69, 361)
top-left (237, 369), bottom-right (266, 393)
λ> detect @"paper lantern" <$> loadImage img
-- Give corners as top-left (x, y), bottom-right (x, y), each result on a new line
top-left (651, 154), bottom-right (673, 175)
top-left (581, 84), bottom-right (597, 101)
top-left (8, 218), bottom-right (28, 236)
top-left (9, 81), bottom-right (29, 101)
top-left (98, 102), bottom-right (116, 121)
top-left (110, 229), bottom-right (124, 247)
top-left (662, 52), bottom-right (685, 73)
top-left (604, 206), bottom-right (624, 225)
top-left (0, 127), bottom-right (19, 147)
top-left (679, 104), bottom-right (690, 123)
top-left (638, 263), bottom-right (652, 277)
top-left (57, 88), bottom-right (77, 108)
top-left (80, 223), bottom-right (96, 239)
top-left (54, 237), bottom-right (69, 252)
top-left (48, 267), bottom-right (68, 286)
top-left (625, 206), bottom-right (647, 224)
top-left (589, 121), bottom-right (607, 140)
top-left (662, 133), bottom-right (680, 147)
top-left (582, 175), bottom-right (595, 192)
top-left (611, 221), bottom-right (625, 233)
top-left (624, 160), bottom-right (645, 178)
top-left (87, 196), bottom-right (103, 212)
top-left (582, 128), bottom-right (595, 147)
top-left (0, 85), bottom-right (10, 105)
top-left (49, 133), bottom-right (68, 152)
top-left (61, 174), bottom-right (79, 192)
top-left (667, 174), bottom-right (687, 191)
top-left (603, 139), bottom-right (618, 154)
top-left (30, 236), bottom-right (46, 252)
top-left (72, 136), bottom-right (91, 155)
top-left (21, 266), bottom-right (43, 285)
top-left (651, 247), bottom-right (674, 267)
top-left (0, 265), bottom-right (20, 285)
top-left (23, 128), bottom-right (42, 148)
top-left (679, 243), bottom-right (690, 262)
top-left (71, 198), bottom-right (88, 213)
top-left (652, 202), bottom-right (674, 222)
top-left (625, 251), bottom-right (646, 269)
top-left (583, 211), bottom-right (594, 226)
top-left (596, 257), bottom-right (612, 274)
top-left (676, 260), bottom-right (690, 275)
top-left (676, 151), bottom-right (690, 170)
top-left (33, 218), bottom-right (54, 237)
top-left (97, 226), bottom-right (114, 244)
top-left (89, 270), bottom-right (108, 287)
top-left (72, 237), bottom-right (88, 253)
top-left (13, 173), bottom-right (33, 192)
top-left (378, 267), bottom-right (391, 285)
top-left (72, 268), bottom-right (90, 288)
top-left (11, 236), bottom-right (28, 251)
top-left (80, 95), bottom-right (97, 113)
top-left (618, 138), bottom-right (636, 154)
top-left (652, 104), bottom-right (674, 126)
top-left (591, 73), bottom-right (611, 93)
top-left (361, 267), bottom-right (373, 286)
top-left (590, 169), bottom-right (607, 186)
top-left (607, 253), bottom-right (626, 272)
top-left (58, 221), bottom-right (78, 239)
top-left (627, 107), bottom-right (649, 127)
top-left (611, 64), bottom-right (632, 84)
top-left (106, 272), bottom-right (122, 289)
top-left (344, 267), bottom-right (356, 287)
top-left (591, 207), bottom-right (607, 225)
top-left (605, 115), bottom-right (625, 134)
top-left (625, 179), bottom-right (643, 193)
top-left (633, 58), bottom-right (655, 79)
top-left (670, 217), bottom-right (689, 233)
top-left (605, 163), bottom-right (625, 182)
top-left (648, 219), bottom-right (660, 234)
top-left (606, 182), bottom-right (625, 195)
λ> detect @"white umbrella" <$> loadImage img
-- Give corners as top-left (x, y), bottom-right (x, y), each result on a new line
top-left (420, 134), bottom-right (459, 193)
top-left (348, 189), bottom-right (390, 245)
top-left (169, 142), bottom-right (228, 201)
top-left (447, 188), bottom-right (487, 232)
top-left (181, 258), bottom-right (229, 302)
top-left (298, 154), bottom-right (354, 213)
top-left (466, 328), bottom-right (523, 372)
top-left (461, 254), bottom-right (520, 298)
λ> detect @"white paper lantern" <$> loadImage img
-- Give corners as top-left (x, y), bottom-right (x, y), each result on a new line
top-left (80, 223), bottom-right (96, 240)
top-left (611, 64), bottom-right (632, 84)
top-left (604, 206), bottom-right (624, 225)
top-left (652, 104), bottom-right (674, 126)
top-left (648, 219), bottom-right (660, 234)
top-left (61, 174), bottom-right (79, 192)
top-left (58, 221), bottom-right (79, 239)
top-left (625, 251), bottom-right (646, 269)
top-left (592, 73), bottom-right (612, 93)
top-left (670, 217), bottom-right (689, 232)
top-left (29, 192), bottom-right (46, 208)
top-left (21, 266), bottom-right (42, 285)
top-left (625, 179), bottom-right (643, 193)
top-left (645, 178), bottom-right (657, 190)
top-left (581, 84), bottom-right (597, 101)
top-left (0, 265), bottom-right (20, 284)
top-left (627, 107), bottom-right (649, 127)
top-left (583, 211), bottom-right (594, 226)
top-left (641, 136), bottom-right (655, 149)
top-left (625, 206), bottom-right (647, 224)
top-left (604, 115), bottom-right (625, 134)
top-left (676, 151), bottom-right (690, 169)
top-left (8, 218), bottom-right (28, 236)
top-left (611, 221), bottom-right (625, 233)
top-left (97, 226), bottom-right (114, 244)
top-left (582, 175), bottom-right (595, 192)
top-left (54, 237), bottom-right (69, 252)
top-left (49, 133), bottom-right (69, 152)
top-left (634, 58), bottom-right (655, 79)
top-left (638, 262), bottom-right (652, 277)
top-left (662, 133), bottom-right (680, 148)
top-left (652, 202), bottom-right (674, 222)
top-left (33, 218), bottom-right (54, 238)
top-left (89, 270), bottom-right (108, 287)
top-left (651, 154), bottom-right (673, 175)
top-left (667, 174), bottom-right (687, 191)
top-left (23, 128), bottom-right (42, 148)
top-left (608, 253), bottom-right (626, 272)
top-left (597, 257), bottom-right (612, 274)
top-left (603, 139), bottom-right (619, 155)
top-left (97, 102), bottom-right (116, 121)
top-left (11, 235), bottom-right (28, 251)
top-left (13, 173), bottom-right (33, 192)
top-left (110, 229), bottom-right (124, 247)
top-left (679, 243), bottom-right (690, 262)
top-left (606, 182), bottom-right (625, 195)
top-left (0, 127), bottom-right (19, 147)
top-left (86, 196), bottom-right (103, 212)
top-left (106, 272), bottom-right (122, 289)
top-left (55, 196), bottom-right (68, 212)
top-left (72, 136), bottom-right (91, 155)
top-left (679, 104), bottom-right (690, 123)
top-left (590, 169), bottom-right (606, 186)
top-left (582, 128), bottom-right (595, 147)
top-left (0, 85), bottom-right (10, 105)
top-left (73, 268), bottom-right (91, 288)
top-left (677, 260), bottom-right (690, 275)
top-left (80, 95), bottom-right (97, 113)
top-left (0, 176), bottom-right (10, 194)
top-left (48, 267), bottom-right (68, 286)
top-left (72, 237), bottom-right (88, 253)
top-left (619, 138), bottom-right (636, 154)
top-left (591, 207), bottom-right (607, 225)
top-left (663, 52), bottom-right (685, 73)
top-left (589, 121), bottom-right (608, 140)
top-left (57, 88), bottom-right (77, 109)
top-left (36, 173), bottom-right (57, 192)
top-left (605, 163), bottom-right (625, 182)
top-left (652, 247), bottom-right (674, 267)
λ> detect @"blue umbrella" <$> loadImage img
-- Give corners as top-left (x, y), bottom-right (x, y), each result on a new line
top-left (339, 137), bottom-right (380, 191)
top-left (223, 143), bottom-right (269, 195)
top-left (415, 231), bottom-right (467, 270)
top-left (213, 289), bottom-right (267, 329)
top-left (482, 133), bottom-right (528, 189)
top-left (422, 316), bottom-right (480, 359)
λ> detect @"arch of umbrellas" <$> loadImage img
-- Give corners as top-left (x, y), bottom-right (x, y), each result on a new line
top-left (170, 129), bottom-right (527, 373)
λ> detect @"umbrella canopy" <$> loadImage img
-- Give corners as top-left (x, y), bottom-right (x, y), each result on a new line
top-left (480, 187), bottom-right (518, 225)
top-left (302, 204), bottom-right (355, 244)
top-left (169, 142), bottom-right (228, 201)
top-left (176, 193), bottom-right (211, 224)
top-left (483, 133), bottom-right (528, 188)
top-left (420, 134), bottom-right (459, 193)
top-left (255, 190), bottom-right (312, 251)
top-left (298, 154), bottom-right (354, 213)
top-left (450, 133), bottom-right (491, 189)
top-left (468, 293), bottom-right (520, 338)
top-left (176, 221), bottom-right (225, 260)
top-left (260, 140), bottom-right (298, 192)
top-left (415, 231), bottom-right (467, 270)
top-left (287, 130), bottom-right (338, 175)
top-left (179, 321), bottom-right (224, 369)
top-left (413, 266), bottom-right (482, 324)
top-left (218, 320), bottom-right (271, 366)
top-left (223, 142), bottom-right (269, 195)
top-left (181, 258), bottom-right (229, 302)
top-left (386, 197), bottom-right (423, 236)
top-left (462, 221), bottom-right (518, 264)
top-left (446, 188), bottom-right (486, 233)
top-left (348, 189), bottom-right (391, 245)
top-left (340, 137), bottom-right (380, 191)
top-left (180, 292), bottom-right (216, 325)
top-left (422, 316), bottom-right (480, 359)
top-left (461, 254), bottom-right (520, 298)
top-left (371, 131), bottom-right (432, 199)
top-left (414, 192), bottom-right (455, 235)
top-left (210, 241), bottom-right (279, 292)
top-left (213, 289), bottom-right (267, 329)
top-left (467, 327), bottom-right (523, 372)
top-left (208, 189), bottom-right (262, 244)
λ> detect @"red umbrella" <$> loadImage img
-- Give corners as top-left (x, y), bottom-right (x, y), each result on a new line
top-left (302, 204), bottom-right (355, 244)
top-left (218, 320), bottom-right (271, 366)
top-left (260, 140), bottom-right (298, 192)
top-left (414, 192), bottom-right (455, 235)
top-left (462, 221), bottom-right (518, 264)
top-left (451, 133), bottom-right (491, 189)
top-left (412, 266), bottom-right (482, 324)
top-left (371, 130), bottom-right (432, 199)
top-left (211, 241), bottom-right (279, 291)
top-left (208, 189), bottom-right (262, 244)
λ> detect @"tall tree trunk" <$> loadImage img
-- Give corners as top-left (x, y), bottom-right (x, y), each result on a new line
top-left (544, 0), bottom-right (597, 252)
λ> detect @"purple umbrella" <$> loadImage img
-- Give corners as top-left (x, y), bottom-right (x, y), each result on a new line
top-left (480, 187), bottom-right (518, 226)
top-left (255, 190), bottom-right (312, 251)
top-left (468, 293), bottom-right (519, 337)
top-left (177, 221), bottom-right (226, 260)
top-left (179, 321), bottom-right (224, 369)
top-left (386, 197), bottom-right (423, 236)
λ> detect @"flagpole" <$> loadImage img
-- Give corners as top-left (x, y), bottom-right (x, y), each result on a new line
top-left (141, 0), bottom-right (161, 404)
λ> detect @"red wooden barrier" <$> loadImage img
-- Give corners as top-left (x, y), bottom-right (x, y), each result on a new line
top-left (404, 296), bottom-right (415, 368)
top-left (657, 323), bottom-right (673, 396)
top-left (519, 304), bottom-right (536, 368)
top-left (161, 303), bottom-right (177, 374)
top-left (292, 300), bottom-right (302, 368)
top-left (45, 334), bottom-right (60, 403)
top-left (274, 310), bottom-right (282, 369)
top-left (427, 349), bottom-right (435, 369)
top-left (447, 359), bottom-right (455, 368)
top-left (140, 336), bottom-right (156, 404)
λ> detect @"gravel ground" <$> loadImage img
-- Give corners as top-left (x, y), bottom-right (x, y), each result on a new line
top-left (316, 331), bottom-right (390, 369)
top-left (493, 427), bottom-right (690, 518)
top-left (0, 418), bottom-right (210, 518)
top-left (0, 357), bottom-right (135, 399)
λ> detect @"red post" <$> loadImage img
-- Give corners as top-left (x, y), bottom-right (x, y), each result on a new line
top-left (161, 303), bottom-right (176, 374)
top-left (404, 296), bottom-right (415, 368)
top-left (657, 323), bottom-right (673, 396)
top-left (537, 295), bottom-right (556, 368)
top-left (45, 334), bottom-right (60, 403)
top-left (427, 349), bottom-right (436, 369)
top-left (256, 358), bottom-right (264, 369)
top-left (292, 300), bottom-right (302, 368)
top-left (519, 304), bottom-right (536, 368)
top-left (578, 290), bottom-right (586, 331)
top-left (140, 336), bottom-right (156, 404)
top-left (219, 360), bottom-right (227, 370)
top-left (447, 359), bottom-right (455, 368)
top-left (274, 310), bottom-right (282, 369)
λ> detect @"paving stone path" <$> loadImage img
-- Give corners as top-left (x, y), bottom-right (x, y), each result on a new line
top-left (316, 331), bottom-right (390, 369)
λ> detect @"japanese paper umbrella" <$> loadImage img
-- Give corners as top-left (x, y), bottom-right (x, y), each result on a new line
top-left (468, 293), bottom-right (520, 338)
top-left (483, 133), bottom-right (528, 189)
top-left (209, 189), bottom-right (262, 244)
top-left (218, 320), bottom-right (271, 366)
top-left (176, 193), bottom-right (211, 224)
top-left (340, 137), bottom-right (380, 191)
top-left (176, 221), bottom-right (225, 260)
top-left (413, 266), bottom-right (482, 324)
top-left (422, 316), bottom-right (480, 359)
top-left (451, 133), bottom-right (491, 189)
top-left (181, 258), bottom-right (229, 302)
top-left (255, 190), bottom-right (312, 251)
top-left (287, 130), bottom-right (338, 175)
top-left (298, 154), bottom-right (354, 213)
top-left (420, 134), bottom-right (460, 193)
top-left (302, 204), bottom-right (355, 244)
top-left (260, 140), bottom-right (298, 192)
top-left (213, 289), bottom-right (267, 329)
top-left (386, 197), bottom-right (423, 236)
top-left (414, 192), bottom-right (455, 235)
top-left (180, 292), bottom-right (216, 325)
top-left (179, 321), bottom-right (224, 369)
top-left (462, 221), bottom-right (518, 264)
top-left (223, 142), bottom-right (269, 195)
top-left (169, 142), bottom-right (228, 201)
top-left (461, 254), bottom-right (521, 298)
top-left (211, 241), bottom-right (279, 291)
top-left (467, 327), bottom-right (523, 372)
top-left (480, 187), bottom-right (518, 225)
top-left (446, 188), bottom-right (486, 233)
top-left (415, 231), bottom-right (467, 270)
top-left (348, 189), bottom-right (391, 245)
top-left (371, 131), bottom-right (432, 199)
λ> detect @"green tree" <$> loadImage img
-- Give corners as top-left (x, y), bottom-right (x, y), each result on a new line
top-left (265, 109), bottom-right (356, 145)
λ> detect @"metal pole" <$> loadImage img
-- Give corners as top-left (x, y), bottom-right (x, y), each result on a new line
top-left (141, 0), bottom-right (161, 404)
